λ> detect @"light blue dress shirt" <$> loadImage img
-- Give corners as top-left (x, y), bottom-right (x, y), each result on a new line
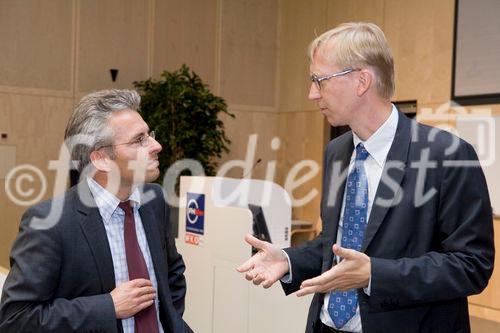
top-left (319, 105), bottom-right (398, 332)
top-left (283, 105), bottom-right (399, 332)
top-left (87, 177), bottom-right (164, 333)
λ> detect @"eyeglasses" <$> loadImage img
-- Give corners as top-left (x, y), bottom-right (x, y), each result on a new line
top-left (310, 68), bottom-right (359, 90)
top-left (102, 131), bottom-right (156, 148)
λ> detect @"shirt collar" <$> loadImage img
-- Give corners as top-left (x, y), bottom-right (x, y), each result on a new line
top-left (86, 177), bottom-right (142, 224)
top-left (352, 104), bottom-right (398, 167)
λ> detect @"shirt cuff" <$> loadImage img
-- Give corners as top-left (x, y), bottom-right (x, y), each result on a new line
top-left (280, 250), bottom-right (293, 283)
top-left (363, 276), bottom-right (371, 296)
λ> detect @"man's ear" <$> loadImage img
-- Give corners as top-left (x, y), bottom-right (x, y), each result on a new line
top-left (357, 69), bottom-right (373, 97)
top-left (90, 150), bottom-right (112, 172)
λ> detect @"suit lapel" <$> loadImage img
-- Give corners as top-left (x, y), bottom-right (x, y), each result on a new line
top-left (322, 133), bottom-right (354, 270)
top-left (76, 181), bottom-right (116, 293)
top-left (361, 112), bottom-right (412, 252)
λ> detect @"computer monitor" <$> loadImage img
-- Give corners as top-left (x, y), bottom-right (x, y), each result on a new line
top-left (248, 204), bottom-right (272, 254)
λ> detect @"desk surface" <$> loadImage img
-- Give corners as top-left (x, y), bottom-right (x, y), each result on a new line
top-left (291, 219), bottom-right (313, 227)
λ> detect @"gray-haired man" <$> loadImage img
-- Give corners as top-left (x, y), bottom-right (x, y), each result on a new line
top-left (0, 89), bottom-right (193, 333)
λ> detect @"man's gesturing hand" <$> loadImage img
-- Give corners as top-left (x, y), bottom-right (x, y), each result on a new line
top-left (236, 234), bottom-right (290, 288)
top-left (296, 244), bottom-right (371, 297)
top-left (111, 279), bottom-right (156, 319)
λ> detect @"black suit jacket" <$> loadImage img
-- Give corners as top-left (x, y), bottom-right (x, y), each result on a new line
top-left (282, 112), bottom-right (495, 333)
top-left (0, 181), bottom-right (193, 333)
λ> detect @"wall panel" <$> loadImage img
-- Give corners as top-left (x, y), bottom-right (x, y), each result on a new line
top-left (469, 219), bottom-right (500, 313)
top-left (0, 180), bottom-right (25, 268)
top-left (0, 93), bottom-right (73, 267)
top-left (218, 109), bottom-right (280, 181)
top-left (278, 0), bottom-right (328, 112)
top-left (0, 0), bottom-right (74, 92)
top-left (219, 0), bottom-right (278, 107)
top-left (153, 0), bottom-right (217, 89)
top-left (327, 0), bottom-right (384, 28)
top-left (384, 0), bottom-right (455, 104)
top-left (277, 110), bottom-right (324, 224)
top-left (77, 0), bottom-right (150, 92)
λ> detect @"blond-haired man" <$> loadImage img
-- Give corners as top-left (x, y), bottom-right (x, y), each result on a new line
top-left (238, 22), bottom-right (494, 333)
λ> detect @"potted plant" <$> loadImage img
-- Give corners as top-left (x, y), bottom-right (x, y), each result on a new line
top-left (134, 65), bottom-right (234, 233)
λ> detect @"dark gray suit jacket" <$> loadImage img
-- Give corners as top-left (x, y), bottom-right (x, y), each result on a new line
top-left (0, 181), bottom-right (193, 333)
top-left (282, 112), bottom-right (495, 333)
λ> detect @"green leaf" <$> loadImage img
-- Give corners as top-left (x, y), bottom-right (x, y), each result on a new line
top-left (133, 65), bottom-right (235, 191)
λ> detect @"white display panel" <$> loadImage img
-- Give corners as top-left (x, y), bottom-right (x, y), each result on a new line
top-left (454, 0), bottom-right (500, 99)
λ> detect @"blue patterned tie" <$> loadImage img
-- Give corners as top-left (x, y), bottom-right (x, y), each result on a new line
top-left (328, 143), bottom-right (369, 329)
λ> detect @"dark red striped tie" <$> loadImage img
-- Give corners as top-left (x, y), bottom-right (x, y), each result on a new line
top-left (119, 201), bottom-right (160, 333)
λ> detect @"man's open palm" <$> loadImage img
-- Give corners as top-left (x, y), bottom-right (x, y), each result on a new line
top-left (236, 234), bottom-right (290, 288)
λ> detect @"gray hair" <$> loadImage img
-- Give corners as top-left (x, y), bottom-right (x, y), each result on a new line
top-left (64, 89), bottom-right (141, 172)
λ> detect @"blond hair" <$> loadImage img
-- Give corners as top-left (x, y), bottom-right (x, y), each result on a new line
top-left (308, 22), bottom-right (394, 100)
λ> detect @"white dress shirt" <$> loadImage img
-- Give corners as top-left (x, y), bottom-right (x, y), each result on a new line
top-left (319, 105), bottom-right (398, 332)
top-left (87, 177), bottom-right (164, 333)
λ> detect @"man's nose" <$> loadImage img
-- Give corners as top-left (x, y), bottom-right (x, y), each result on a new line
top-left (308, 82), bottom-right (321, 100)
top-left (149, 137), bottom-right (162, 154)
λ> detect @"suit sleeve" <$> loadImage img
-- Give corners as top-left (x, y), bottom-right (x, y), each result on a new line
top-left (162, 194), bottom-right (194, 333)
top-left (369, 141), bottom-right (495, 308)
top-left (0, 205), bottom-right (117, 333)
top-left (281, 234), bottom-right (325, 295)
